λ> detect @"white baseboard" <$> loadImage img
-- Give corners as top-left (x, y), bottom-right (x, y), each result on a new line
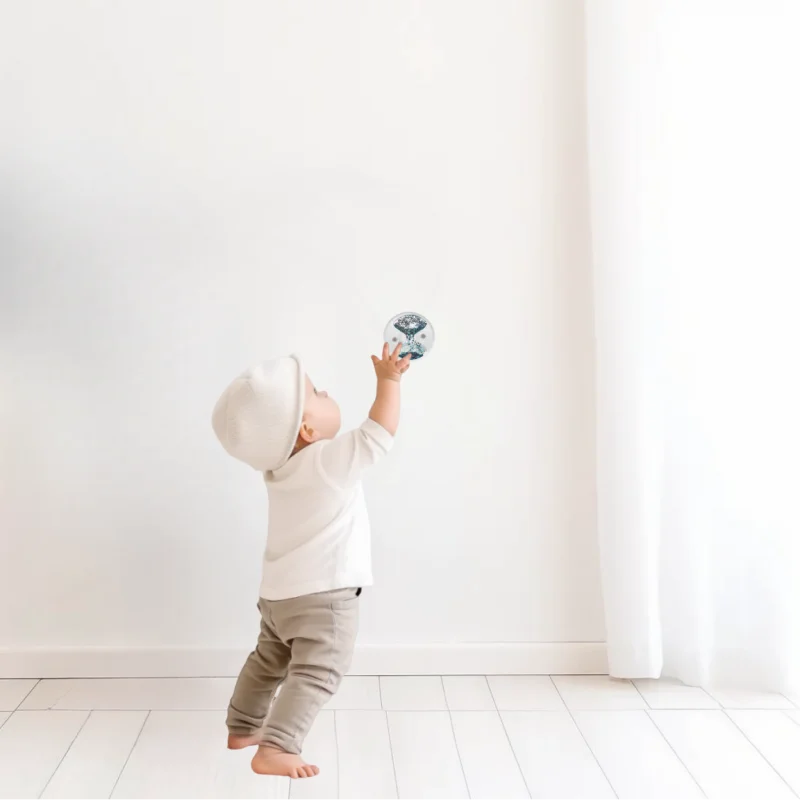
top-left (352, 643), bottom-right (607, 676)
top-left (0, 642), bottom-right (607, 679)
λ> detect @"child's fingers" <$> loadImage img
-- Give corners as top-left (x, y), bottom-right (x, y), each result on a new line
top-left (371, 355), bottom-right (379, 366)
top-left (382, 342), bottom-right (390, 360)
top-left (391, 342), bottom-right (403, 361)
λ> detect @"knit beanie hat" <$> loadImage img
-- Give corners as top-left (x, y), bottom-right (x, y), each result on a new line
top-left (211, 354), bottom-right (305, 472)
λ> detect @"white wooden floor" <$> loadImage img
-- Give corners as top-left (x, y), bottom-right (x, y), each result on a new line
top-left (1, 676), bottom-right (799, 799)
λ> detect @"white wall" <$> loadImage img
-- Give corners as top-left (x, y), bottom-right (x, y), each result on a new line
top-left (0, 0), bottom-right (602, 672)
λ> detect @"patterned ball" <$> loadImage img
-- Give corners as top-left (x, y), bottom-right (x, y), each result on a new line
top-left (383, 312), bottom-right (435, 361)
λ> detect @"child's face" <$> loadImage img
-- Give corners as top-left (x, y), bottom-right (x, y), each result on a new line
top-left (299, 374), bottom-right (341, 445)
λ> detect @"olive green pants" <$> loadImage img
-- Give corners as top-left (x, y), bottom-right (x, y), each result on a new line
top-left (226, 587), bottom-right (359, 754)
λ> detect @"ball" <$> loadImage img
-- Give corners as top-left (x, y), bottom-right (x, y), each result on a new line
top-left (383, 312), bottom-right (435, 360)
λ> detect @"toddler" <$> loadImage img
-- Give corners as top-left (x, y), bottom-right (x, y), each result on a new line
top-left (212, 343), bottom-right (411, 778)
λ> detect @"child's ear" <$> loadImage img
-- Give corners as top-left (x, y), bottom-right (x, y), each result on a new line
top-left (298, 420), bottom-right (317, 444)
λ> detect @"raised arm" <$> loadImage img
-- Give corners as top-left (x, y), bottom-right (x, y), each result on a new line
top-left (369, 342), bottom-right (411, 436)
top-left (319, 343), bottom-right (411, 489)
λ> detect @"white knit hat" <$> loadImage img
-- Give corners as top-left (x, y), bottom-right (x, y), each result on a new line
top-left (211, 354), bottom-right (305, 472)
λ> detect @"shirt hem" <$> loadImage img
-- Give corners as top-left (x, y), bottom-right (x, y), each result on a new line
top-left (260, 574), bottom-right (374, 601)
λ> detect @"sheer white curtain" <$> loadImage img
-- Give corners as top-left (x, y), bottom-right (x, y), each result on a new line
top-left (586, 0), bottom-right (800, 690)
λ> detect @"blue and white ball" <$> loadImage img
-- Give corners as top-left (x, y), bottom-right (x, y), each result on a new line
top-left (383, 312), bottom-right (435, 360)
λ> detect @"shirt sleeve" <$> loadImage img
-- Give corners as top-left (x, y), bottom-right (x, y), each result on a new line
top-left (318, 418), bottom-right (394, 489)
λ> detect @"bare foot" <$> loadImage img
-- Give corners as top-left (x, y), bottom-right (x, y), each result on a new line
top-left (251, 745), bottom-right (319, 779)
top-left (227, 732), bottom-right (261, 750)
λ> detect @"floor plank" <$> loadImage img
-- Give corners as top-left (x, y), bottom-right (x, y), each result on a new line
top-left (0, 713), bottom-right (9, 729)
top-left (327, 677), bottom-right (382, 710)
top-left (0, 680), bottom-right (38, 711)
top-left (336, 711), bottom-right (397, 799)
top-left (450, 711), bottom-right (529, 799)
top-left (501, 711), bottom-right (615, 799)
top-left (21, 678), bottom-right (235, 711)
top-left (288, 712), bottom-right (338, 800)
top-left (552, 676), bottom-right (646, 710)
top-left (649, 710), bottom-right (795, 799)
top-left (573, 710), bottom-right (703, 798)
top-left (112, 710), bottom-right (289, 799)
top-left (706, 688), bottom-right (794, 710)
top-left (0, 710), bottom-right (89, 799)
top-left (728, 710), bottom-right (800, 795)
top-left (380, 677), bottom-right (447, 711)
top-left (443, 676), bottom-right (496, 711)
top-left (487, 676), bottom-right (565, 710)
top-left (41, 710), bottom-right (147, 799)
top-left (634, 679), bottom-right (719, 709)
top-left (387, 711), bottom-right (468, 799)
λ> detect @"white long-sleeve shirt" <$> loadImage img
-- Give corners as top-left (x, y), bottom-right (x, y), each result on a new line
top-left (260, 418), bottom-right (394, 600)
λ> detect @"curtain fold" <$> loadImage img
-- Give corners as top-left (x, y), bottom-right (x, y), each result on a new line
top-left (586, 0), bottom-right (800, 690)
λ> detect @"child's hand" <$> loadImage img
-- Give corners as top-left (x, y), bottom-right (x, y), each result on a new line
top-left (371, 343), bottom-right (412, 382)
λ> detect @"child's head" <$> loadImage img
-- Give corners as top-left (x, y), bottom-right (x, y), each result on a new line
top-left (213, 355), bottom-right (338, 472)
